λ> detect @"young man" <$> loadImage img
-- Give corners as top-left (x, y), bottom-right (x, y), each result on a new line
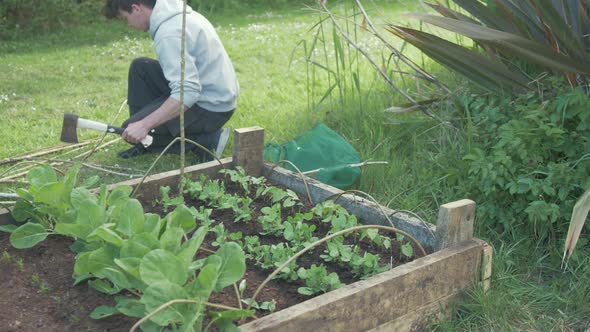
top-left (103, 0), bottom-right (238, 159)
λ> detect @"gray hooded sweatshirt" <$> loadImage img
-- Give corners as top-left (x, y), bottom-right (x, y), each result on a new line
top-left (149, 0), bottom-right (238, 113)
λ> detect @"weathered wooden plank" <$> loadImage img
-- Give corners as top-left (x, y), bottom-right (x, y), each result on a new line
top-left (233, 127), bottom-right (264, 177)
top-left (434, 199), bottom-right (475, 251)
top-left (368, 292), bottom-right (455, 332)
top-left (240, 239), bottom-right (486, 332)
top-left (263, 162), bottom-right (437, 250)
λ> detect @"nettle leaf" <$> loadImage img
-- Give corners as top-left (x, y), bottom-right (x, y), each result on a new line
top-left (89, 278), bottom-right (119, 294)
top-left (166, 205), bottom-right (196, 232)
top-left (74, 246), bottom-right (119, 276)
top-left (90, 305), bottom-right (119, 319)
top-left (210, 309), bottom-right (255, 325)
top-left (140, 249), bottom-right (188, 286)
top-left (27, 165), bottom-right (58, 188)
top-left (401, 243), bottom-right (414, 258)
top-left (107, 186), bottom-right (133, 206)
top-left (87, 224), bottom-right (125, 247)
top-left (11, 199), bottom-right (38, 223)
top-left (178, 226), bottom-right (208, 268)
top-left (9, 222), bottom-right (49, 248)
top-left (80, 175), bottom-right (100, 189)
top-left (115, 296), bottom-right (146, 318)
top-left (209, 242), bottom-right (246, 291)
top-left (71, 187), bottom-right (106, 229)
top-left (120, 233), bottom-right (160, 259)
top-left (55, 222), bottom-right (94, 240)
top-left (144, 213), bottom-right (163, 237)
top-left (140, 281), bottom-right (194, 327)
top-left (115, 199), bottom-right (145, 237)
top-left (34, 182), bottom-right (65, 207)
top-left (283, 222), bottom-right (294, 241)
top-left (115, 257), bottom-right (142, 281)
top-left (95, 267), bottom-right (132, 291)
top-left (159, 227), bottom-right (185, 253)
top-left (185, 258), bottom-right (221, 299)
top-left (0, 224), bottom-right (18, 233)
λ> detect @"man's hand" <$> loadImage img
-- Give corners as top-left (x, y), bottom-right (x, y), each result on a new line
top-left (122, 120), bottom-right (151, 144)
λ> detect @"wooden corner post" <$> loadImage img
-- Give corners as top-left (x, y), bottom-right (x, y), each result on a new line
top-left (232, 127), bottom-right (264, 177)
top-left (434, 199), bottom-right (475, 251)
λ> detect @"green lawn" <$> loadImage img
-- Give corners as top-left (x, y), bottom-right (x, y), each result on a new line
top-left (1, 1), bottom-right (588, 331)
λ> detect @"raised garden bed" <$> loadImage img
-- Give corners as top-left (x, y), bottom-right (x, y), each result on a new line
top-left (0, 127), bottom-right (492, 331)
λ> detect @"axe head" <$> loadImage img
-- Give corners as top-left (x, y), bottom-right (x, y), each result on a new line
top-left (60, 113), bottom-right (79, 143)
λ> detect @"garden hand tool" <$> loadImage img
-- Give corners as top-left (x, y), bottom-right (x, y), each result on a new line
top-left (60, 113), bottom-right (153, 147)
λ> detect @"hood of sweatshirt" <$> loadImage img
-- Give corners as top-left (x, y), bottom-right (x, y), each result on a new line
top-left (149, 0), bottom-right (190, 39)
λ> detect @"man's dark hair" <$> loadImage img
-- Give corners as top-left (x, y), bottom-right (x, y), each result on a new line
top-left (103, 0), bottom-right (157, 19)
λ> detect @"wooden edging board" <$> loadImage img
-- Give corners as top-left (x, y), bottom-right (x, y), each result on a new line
top-left (263, 163), bottom-right (437, 251)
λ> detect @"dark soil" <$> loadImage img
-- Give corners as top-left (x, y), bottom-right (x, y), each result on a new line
top-left (0, 177), bottom-right (424, 331)
top-left (0, 233), bottom-right (135, 332)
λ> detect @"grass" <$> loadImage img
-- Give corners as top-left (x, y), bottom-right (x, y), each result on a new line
top-left (1, 0), bottom-right (589, 331)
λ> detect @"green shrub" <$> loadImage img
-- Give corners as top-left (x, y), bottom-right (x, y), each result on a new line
top-left (456, 77), bottom-right (590, 244)
top-left (0, 0), bottom-right (103, 39)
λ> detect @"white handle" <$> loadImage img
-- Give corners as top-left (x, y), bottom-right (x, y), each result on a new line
top-left (141, 135), bottom-right (153, 148)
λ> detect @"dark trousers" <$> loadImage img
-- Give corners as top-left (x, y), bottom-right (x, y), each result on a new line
top-left (123, 57), bottom-right (233, 154)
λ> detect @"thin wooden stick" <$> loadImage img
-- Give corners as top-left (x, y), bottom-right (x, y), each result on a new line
top-left (73, 137), bottom-right (121, 160)
top-left (178, 0), bottom-right (189, 188)
top-left (268, 160), bottom-right (314, 204)
top-left (317, 1), bottom-right (434, 118)
top-left (131, 137), bottom-right (225, 198)
top-left (301, 161), bottom-right (388, 176)
top-left (0, 140), bottom-right (97, 167)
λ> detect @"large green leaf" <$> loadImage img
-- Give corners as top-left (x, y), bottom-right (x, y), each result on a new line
top-left (26, 165), bottom-right (57, 188)
top-left (90, 305), bottom-right (119, 319)
top-left (74, 246), bottom-right (119, 275)
top-left (159, 227), bottom-right (185, 254)
top-left (107, 185), bottom-right (133, 207)
top-left (140, 281), bottom-right (196, 327)
top-left (166, 204), bottom-right (196, 232)
top-left (144, 213), bottom-right (163, 237)
top-left (208, 242), bottom-right (246, 291)
top-left (11, 199), bottom-right (38, 223)
top-left (87, 224), bottom-right (125, 247)
top-left (55, 222), bottom-right (93, 240)
top-left (387, 25), bottom-right (529, 92)
top-left (115, 296), bottom-right (146, 318)
top-left (115, 199), bottom-right (145, 237)
top-left (71, 187), bottom-right (106, 229)
top-left (185, 258), bottom-right (221, 299)
top-left (9, 222), bottom-right (49, 248)
top-left (140, 249), bottom-right (189, 286)
top-left (95, 267), bottom-right (132, 291)
top-left (120, 232), bottom-right (160, 259)
top-left (115, 257), bottom-right (142, 281)
top-left (177, 226), bottom-right (208, 268)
